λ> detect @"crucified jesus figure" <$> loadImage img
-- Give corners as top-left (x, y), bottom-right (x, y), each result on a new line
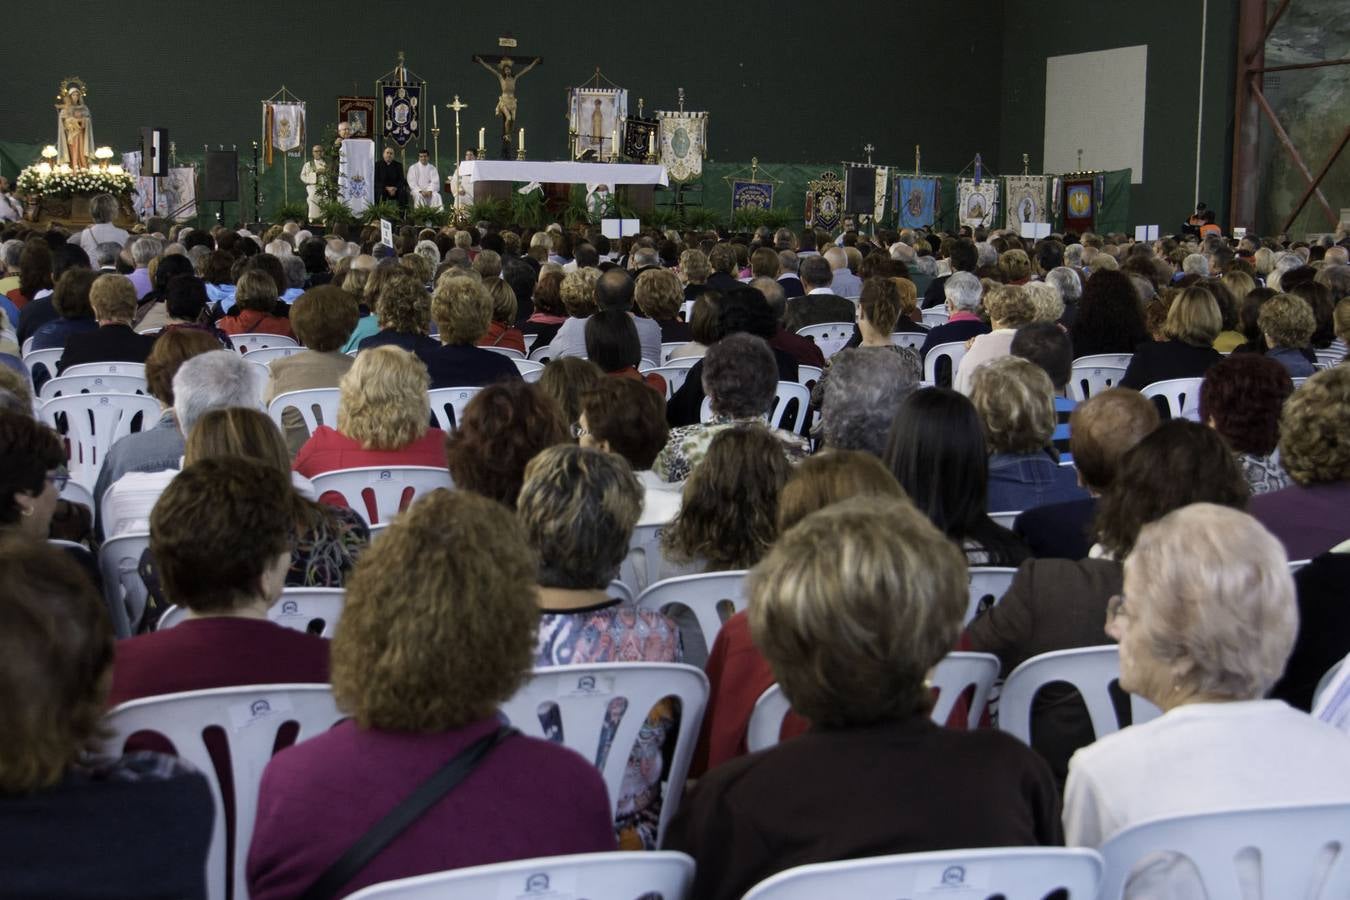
top-left (473, 54), bottom-right (541, 139)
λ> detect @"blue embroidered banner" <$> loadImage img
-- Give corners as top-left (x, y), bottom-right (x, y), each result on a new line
top-left (895, 176), bottom-right (938, 228)
top-left (731, 180), bottom-right (775, 212)
top-left (382, 82), bottom-right (421, 147)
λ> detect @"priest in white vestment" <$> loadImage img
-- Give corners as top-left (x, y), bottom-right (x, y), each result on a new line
top-left (407, 149), bottom-right (442, 210)
top-left (299, 145), bottom-right (326, 220)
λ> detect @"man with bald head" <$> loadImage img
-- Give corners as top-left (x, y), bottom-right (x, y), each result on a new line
top-left (823, 246), bottom-right (861, 299)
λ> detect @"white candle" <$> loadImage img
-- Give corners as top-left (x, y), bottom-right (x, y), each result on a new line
top-left (648, 130), bottom-right (655, 156)
top-left (518, 128), bottom-right (525, 152)
top-left (478, 127), bottom-right (485, 149)
top-left (612, 129), bottom-right (618, 156)
top-left (433, 105), bottom-right (438, 128)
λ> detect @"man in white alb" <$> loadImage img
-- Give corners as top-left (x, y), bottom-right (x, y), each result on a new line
top-left (406, 148), bottom-right (442, 210)
top-left (299, 145), bottom-right (326, 221)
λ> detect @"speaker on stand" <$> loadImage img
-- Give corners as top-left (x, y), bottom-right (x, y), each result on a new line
top-left (203, 147), bottom-right (239, 225)
top-left (140, 128), bottom-right (168, 217)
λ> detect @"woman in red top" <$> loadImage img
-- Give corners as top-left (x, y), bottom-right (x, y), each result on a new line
top-left (584, 309), bottom-right (665, 394)
top-left (476, 277), bottom-right (526, 353)
top-left (6, 239), bottom-right (53, 310)
top-left (293, 345), bottom-right (447, 480)
top-left (216, 269), bottom-right (295, 338)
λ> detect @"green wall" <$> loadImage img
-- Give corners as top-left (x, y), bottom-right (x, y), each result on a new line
top-left (999, 0), bottom-right (1238, 232)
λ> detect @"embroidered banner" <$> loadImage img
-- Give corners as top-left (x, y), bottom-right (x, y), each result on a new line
top-left (873, 166), bottom-right (889, 222)
top-left (1003, 174), bottom-right (1050, 230)
top-left (337, 96), bottom-right (376, 139)
top-left (731, 180), bottom-right (775, 212)
top-left (895, 176), bottom-right (939, 229)
top-left (622, 115), bottom-right (658, 160)
top-left (656, 110), bottom-right (707, 182)
top-left (338, 138), bottom-right (374, 215)
top-left (270, 103), bottom-right (304, 153)
top-left (957, 178), bottom-right (998, 229)
top-left (569, 88), bottom-right (628, 158)
top-left (807, 171), bottom-right (843, 231)
top-left (381, 82), bottom-right (422, 147)
top-left (122, 151), bottom-right (197, 219)
top-left (1063, 175), bottom-right (1096, 233)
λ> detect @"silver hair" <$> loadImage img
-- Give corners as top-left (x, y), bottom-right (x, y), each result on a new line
top-left (975, 242), bottom-right (998, 268)
top-left (131, 236), bottom-right (162, 267)
top-left (1023, 281), bottom-right (1065, 323)
top-left (1, 239), bottom-right (22, 270)
top-left (778, 250), bottom-right (799, 274)
top-left (90, 193), bottom-right (119, 224)
top-left (749, 276), bottom-right (787, 319)
top-left (172, 350), bottom-right (265, 435)
top-left (280, 254), bottom-right (307, 291)
top-left (265, 239), bottom-right (293, 257)
top-left (821, 348), bottom-right (920, 456)
top-left (415, 240), bottom-right (441, 270)
top-left (94, 242), bottom-right (123, 268)
top-left (944, 271), bottom-right (983, 311)
top-left (889, 242), bottom-right (916, 263)
top-left (1182, 253), bottom-right (1210, 276)
top-left (1064, 244), bottom-right (1084, 267)
top-left (1046, 267), bottom-right (1082, 302)
top-left (912, 255), bottom-right (938, 277)
top-left (632, 248), bottom-right (661, 268)
top-left (187, 245), bottom-right (211, 276)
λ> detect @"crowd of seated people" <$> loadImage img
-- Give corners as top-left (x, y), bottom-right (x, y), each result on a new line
top-left (2, 207), bottom-right (1349, 898)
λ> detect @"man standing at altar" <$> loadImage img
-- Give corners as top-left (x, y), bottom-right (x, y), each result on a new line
top-left (299, 145), bottom-right (326, 221)
top-left (406, 149), bottom-right (442, 210)
top-left (373, 146), bottom-right (408, 212)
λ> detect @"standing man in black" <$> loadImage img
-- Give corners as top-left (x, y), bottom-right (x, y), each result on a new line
top-left (373, 146), bottom-right (408, 214)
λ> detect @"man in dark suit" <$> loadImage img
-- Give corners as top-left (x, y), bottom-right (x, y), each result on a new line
top-left (1013, 388), bottom-right (1160, 559)
top-left (57, 274), bottom-right (157, 372)
top-left (922, 236), bottom-right (978, 308)
top-left (373, 146), bottom-right (408, 213)
top-left (783, 254), bottom-right (854, 333)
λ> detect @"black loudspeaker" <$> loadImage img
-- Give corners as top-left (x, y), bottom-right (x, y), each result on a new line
top-left (844, 165), bottom-right (876, 215)
top-left (202, 150), bottom-right (239, 202)
top-left (139, 128), bottom-right (169, 176)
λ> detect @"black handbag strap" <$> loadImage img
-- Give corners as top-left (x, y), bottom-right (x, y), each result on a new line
top-left (297, 725), bottom-right (517, 900)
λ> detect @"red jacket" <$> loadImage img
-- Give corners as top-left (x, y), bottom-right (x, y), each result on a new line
top-left (218, 308), bottom-right (295, 338)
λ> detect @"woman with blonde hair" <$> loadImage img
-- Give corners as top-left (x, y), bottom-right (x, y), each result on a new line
top-left (426, 272), bottom-right (521, 387)
top-left (635, 267), bottom-right (692, 343)
top-left (1257, 292), bottom-right (1318, 377)
top-left (548, 266), bottom-right (602, 358)
top-left (890, 275), bottom-right (928, 333)
top-left (476, 276), bottom-right (526, 353)
top-left (953, 283), bottom-right (1037, 394)
top-left (1119, 285), bottom-right (1223, 389)
top-left (292, 345), bottom-right (447, 477)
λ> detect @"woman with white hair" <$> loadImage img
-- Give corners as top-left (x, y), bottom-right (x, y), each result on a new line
top-left (1064, 504), bottom-right (1350, 890)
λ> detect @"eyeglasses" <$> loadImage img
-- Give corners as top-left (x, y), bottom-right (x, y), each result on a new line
top-left (569, 422), bottom-right (590, 439)
top-left (46, 469), bottom-right (70, 492)
top-left (1106, 593), bottom-right (1129, 623)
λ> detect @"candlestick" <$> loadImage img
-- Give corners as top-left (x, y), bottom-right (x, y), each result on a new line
top-left (518, 127), bottom-right (525, 154)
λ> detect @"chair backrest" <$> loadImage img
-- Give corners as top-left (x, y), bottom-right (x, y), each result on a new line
top-left (1140, 377), bottom-right (1204, 420)
top-left (39, 372), bottom-right (149, 401)
top-left (231, 332), bottom-right (298, 353)
top-left (965, 566), bottom-right (1017, 626)
top-left (1291, 376), bottom-right (1308, 389)
top-left (21, 335), bottom-right (34, 356)
top-left (156, 604), bottom-right (189, 630)
top-left (268, 588), bottom-right (346, 637)
top-left (483, 345), bottom-right (525, 360)
top-left (744, 847), bottom-right (1103, 900)
top-left (660, 341), bottom-right (687, 364)
top-left (923, 340), bottom-right (968, 389)
top-left (512, 358), bottom-right (545, 380)
top-left (1098, 803), bottom-right (1350, 899)
top-left (238, 345), bottom-right (305, 366)
top-left (636, 571), bottom-right (748, 654)
top-left (889, 331), bottom-right (926, 351)
top-left (22, 347), bottom-right (63, 385)
top-left (988, 510), bottom-right (1021, 529)
top-left (266, 388), bottom-right (340, 435)
top-left (795, 322), bottom-right (855, 359)
top-left (308, 465), bottom-right (454, 526)
top-left (658, 354), bottom-right (702, 370)
top-left (346, 851), bottom-right (697, 900)
top-left (1068, 363), bottom-right (1127, 402)
top-left (39, 392), bottom-right (162, 489)
top-left (98, 532), bottom-right (153, 638)
top-left (105, 685), bottom-right (345, 900)
top-left (920, 308), bottom-right (950, 328)
top-left (1073, 352), bottom-right (1134, 370)
top-left (698, 381), bottom-right (811, 435)
top-left (60, 361), bottom-right (148, 379)
top-left (59, 478), bottom-right (96, 517)
top-left (648, 365), bottom-right (694, 398)
top-left (498, 664), bottom-right (709, 848)
top-left (527, 343), bottom-right (555, 363)
top-left (427, 386), bottom-right (483, 430)
top-left (747, 652), bottom-right (1002, 752)
top-left (618, 521), bottom-right (685, 596)
top-left (796, 364), bottom-right (823, 390)
top-left (522, 332), bottom-right (539, 352)
top-left (998, 646), bottom-right (1163, 746)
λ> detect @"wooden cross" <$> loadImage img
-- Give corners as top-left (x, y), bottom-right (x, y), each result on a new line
top-left (677, 88), bottom-right (685, 113)
top-left (864, 143), bottom-right (875, 165)
top-left (1022, 153), bottom-right (1030, 175)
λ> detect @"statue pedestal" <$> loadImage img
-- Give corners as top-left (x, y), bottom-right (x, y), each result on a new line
top-left (26, 193), bottom-right (136, 228)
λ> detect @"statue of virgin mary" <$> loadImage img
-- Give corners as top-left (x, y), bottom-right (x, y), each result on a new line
top-left (56, 81), bottom-right (95, 169)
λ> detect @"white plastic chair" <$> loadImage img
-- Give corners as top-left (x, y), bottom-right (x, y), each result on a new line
top-left (998, 646), bottom-right (1163, 746)
top-left (923, 340), bottom-right (968, 388)
top-left (795, 322), bottom-right (855, 359)
top-left (427, 386), bottom-right (483, 430)
top-left (660, 341), bottom-right (687, 364)
top-left (39, 372), bottom-right (148, 401)
top-left (988, 510), bottom-right (1021, 529)
top-left (238, 345), bottom-right (305, 366)
top-left (60, 361), bottom-right (147, 379)
top-left (797, 366), bottom-right (823, 395)
top-left (890, 331), bottom-right (926, 351)
top-left (309, 465), bottom-right (453, 526)
top-left (647, 365), bottom-right (694, 398)
top-left (1289, 558), bottom-right (1312, 574)
top-left (268, 587), bottom-right (345, 637)
top-left (105, 685), bottom-right (345, 900)
top-left (656, 354), bottom-right (701, 370)
top-left (698, 381), bottom-right (811, 434)
top-left (522, 332), bottom-right (539, 352)
top-left (155, 604), bottom-right (189, 630)
top-left (618, 521), bottom-right (683, 596)
top-left (1291, 376), bottom-right (1308, 390)
top-left (747, 652), bottom-right (1002, 752)
top-left (483, 345), bottom-right (525, 360)
top-left (965, 566), bottom-right (1017, 625)
top-left (21, 335), bottom-right (35, 356)
top-left (527, 343), bottom-right (555, 363)
top-left (743, 847), bottom-right (1103, 900)
top-left (39, 392), bottom-right (162, 489)
top-left (98, 532), bottom-right (152, 638)
top-left (920, 308), bottom-right (950, 328)
top-left (346, 851), bottom-right (696, 900)
top-left (59, 478), bottom-right (96, 516)
top-left (1069, 363), bottom-right (1127, 402)
top-left (1074, 352), bottom-right (1134, 370)
top-left (231, 332), bottom-right (298, 354)
top-left (22, 347), bottom-right (63, 384)
top-left (1141, 377), bottom-right (1204, 420)
top-left (266, 387), bottom-right (340, 435)
top-left (512, 358), bottom-right (544, 380)
top-left (636, 571), bottom-right (748, 654)
top-left (498, 663), bottom-right (708, 848)
top-left (1098, 802), bottom-right (1350, 899)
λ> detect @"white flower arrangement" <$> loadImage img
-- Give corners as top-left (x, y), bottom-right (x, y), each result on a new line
top-left (15, 165), bottom-right (135, 199)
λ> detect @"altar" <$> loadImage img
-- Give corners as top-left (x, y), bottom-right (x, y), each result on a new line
top-left (460, 160), bottom-right (668, 212)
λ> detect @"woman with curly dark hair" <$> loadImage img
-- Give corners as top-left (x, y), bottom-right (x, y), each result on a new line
top-left (444, 379), bottom-right (570, 506)
top-left (1068, 268), bottom-right (1148, 359)
top-left (6, 239), bottom-right (53, 309)
top-left (1199, 354), bottom-right (1294, 495)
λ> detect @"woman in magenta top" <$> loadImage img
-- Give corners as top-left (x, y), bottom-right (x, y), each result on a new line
top-left (293, 345), bottom-right (447, 479)
top-left (247, 489), bottom-right (615, 899)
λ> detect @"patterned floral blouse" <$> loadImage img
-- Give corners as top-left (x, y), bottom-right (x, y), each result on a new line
top-left (653, 416), bottom-right (810, 483)
top-left (534, 600), bottom-right (683, 850)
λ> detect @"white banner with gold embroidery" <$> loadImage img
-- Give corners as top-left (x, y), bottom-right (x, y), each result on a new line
top-left (873, 166), bottom-right (889, 221)
top-left (656, 111), bottom-right (707, 182)
top-left (270, 103), bottom-right (305, 152)
top-left (957, 178), bottom-right (998, 229)
top-left (1004, 175), bottom-right (1050, 231)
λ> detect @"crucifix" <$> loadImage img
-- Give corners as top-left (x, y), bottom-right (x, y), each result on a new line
top-left (751, 156), bottom-right (759, 181)
top-left (677, 88), bottom-right (685, 113)
top-left (1022, 153), bottom-right (1030, 176)
top-left (472, 35), bottom-right (542, 159)
top-left (863, 143), bottom-right (875, 165)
